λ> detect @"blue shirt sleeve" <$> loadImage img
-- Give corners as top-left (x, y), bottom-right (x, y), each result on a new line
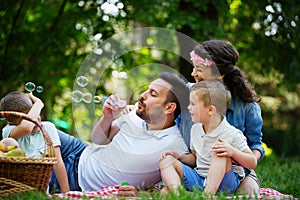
top-left (227, 98), bottom-right (265, 160)
top-left (244, 102), bottom-right (265, 160)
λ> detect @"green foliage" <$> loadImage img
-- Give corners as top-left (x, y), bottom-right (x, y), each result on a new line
top-left (0, 0), bottom-right (299, 155)
top-left (256, 155), bottom-right (300, 198)
top-left (1, 190), bottom-right (50, 200)
top-left (121, 0), bottom-right (300, 156)
top-left (1, 0), bottom-right (90, 120)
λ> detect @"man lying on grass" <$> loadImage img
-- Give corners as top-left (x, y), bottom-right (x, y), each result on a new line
top-left (50, 72), bottom-right (189, 194)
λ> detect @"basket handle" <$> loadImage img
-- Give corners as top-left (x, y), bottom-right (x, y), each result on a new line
top-left (0, 111), bottom-right (55, 158)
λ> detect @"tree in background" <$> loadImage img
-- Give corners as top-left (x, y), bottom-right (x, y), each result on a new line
top-left (122, 0), bottom-right (300, 156)
top-left (0, 0), bottom-right (299, 156)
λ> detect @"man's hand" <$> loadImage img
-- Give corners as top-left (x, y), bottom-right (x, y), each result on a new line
top-left (102, 95), bottom-right (126, 119)
top-left (115, 185), bottom-right (138, 197)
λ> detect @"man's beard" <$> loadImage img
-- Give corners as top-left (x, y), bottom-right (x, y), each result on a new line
top-left (136, 99), bottom-right (147, 121)
top-left (136, 99), bottom-right (165, 125)
top-left (136, 108), bottom-right (146, 120)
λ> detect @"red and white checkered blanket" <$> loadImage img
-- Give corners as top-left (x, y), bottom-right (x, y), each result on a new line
top-left (51, 187), bottom-right (294, 199)
top-left (51, 186), bottom-right (119, 199)
top-left (260, 188), bottom-right (294, 199)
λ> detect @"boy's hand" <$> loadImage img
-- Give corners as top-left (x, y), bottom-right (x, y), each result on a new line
top-left (28, 92), bottom-right (43, 105)
top-left (160, 150), bottom-right (181, 161)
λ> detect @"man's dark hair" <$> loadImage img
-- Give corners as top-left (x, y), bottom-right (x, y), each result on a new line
top-left (158, 72), bottom-right (189, 119)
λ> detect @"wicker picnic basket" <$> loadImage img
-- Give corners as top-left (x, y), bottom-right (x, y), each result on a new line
top-left (0, 111), bottom-right (57, 192)
top-left (0, 177), bottom-right (35, 198)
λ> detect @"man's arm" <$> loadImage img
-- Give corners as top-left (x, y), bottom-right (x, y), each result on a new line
top-left (91, 116), bottom-right (119, 145)
top-left (91, 95), bottom-right (125, 145)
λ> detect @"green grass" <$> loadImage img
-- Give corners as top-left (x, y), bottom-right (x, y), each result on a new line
top-left (255, 155), bottom-right (300, 198)
top-left (2, 155), bottom-right (300, 199)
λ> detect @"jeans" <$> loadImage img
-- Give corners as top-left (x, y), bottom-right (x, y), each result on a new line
top-left (49, 129), bottom-right (87, 193)
top-left (182, 164), bottom-right (240, 194)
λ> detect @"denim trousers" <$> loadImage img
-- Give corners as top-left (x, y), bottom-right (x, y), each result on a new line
top-left (49, 129), bottom-right (87, 193)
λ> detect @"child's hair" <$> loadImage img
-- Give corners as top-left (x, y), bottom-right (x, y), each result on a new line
top-left (193, 40), bottom-right (261, 103)
top-left (190, 80), bottom-right (230, 114)
top-left (0, 91), bottom-right (33, 123)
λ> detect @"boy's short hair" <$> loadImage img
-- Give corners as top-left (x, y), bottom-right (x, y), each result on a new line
top-left (0, 91), bottom-right (33, 123)
top-left (190, 80), bottom-right (231, 114)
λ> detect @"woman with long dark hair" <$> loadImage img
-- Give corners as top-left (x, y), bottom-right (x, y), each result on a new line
top-left (181, 39), bottom-right (264, 196)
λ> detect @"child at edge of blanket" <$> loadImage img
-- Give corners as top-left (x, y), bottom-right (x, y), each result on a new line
top-left (159, 80), bottom-right (257, 196)
top-left (0, 91), bottom-right (70, 193)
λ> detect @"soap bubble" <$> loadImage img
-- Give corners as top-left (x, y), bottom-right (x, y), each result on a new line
top-left (93, 96), bottom-right (102, 103)
top-left (94, 48), bottom-right (103, 55)
top-left (82, 93), bottom-right (93, 103)
top-left (36, 86), bottom-right (44, 93)
top-left (117, 99), bottom-right (127, 107)
top-left (76, 76), bottom-right (89, 87)
top-left (102, 96), bottom-right (108, 104)
top-left (25, 82), bottom-right (36, 92)
top-left (71, 90), bottom-right (83, 103)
